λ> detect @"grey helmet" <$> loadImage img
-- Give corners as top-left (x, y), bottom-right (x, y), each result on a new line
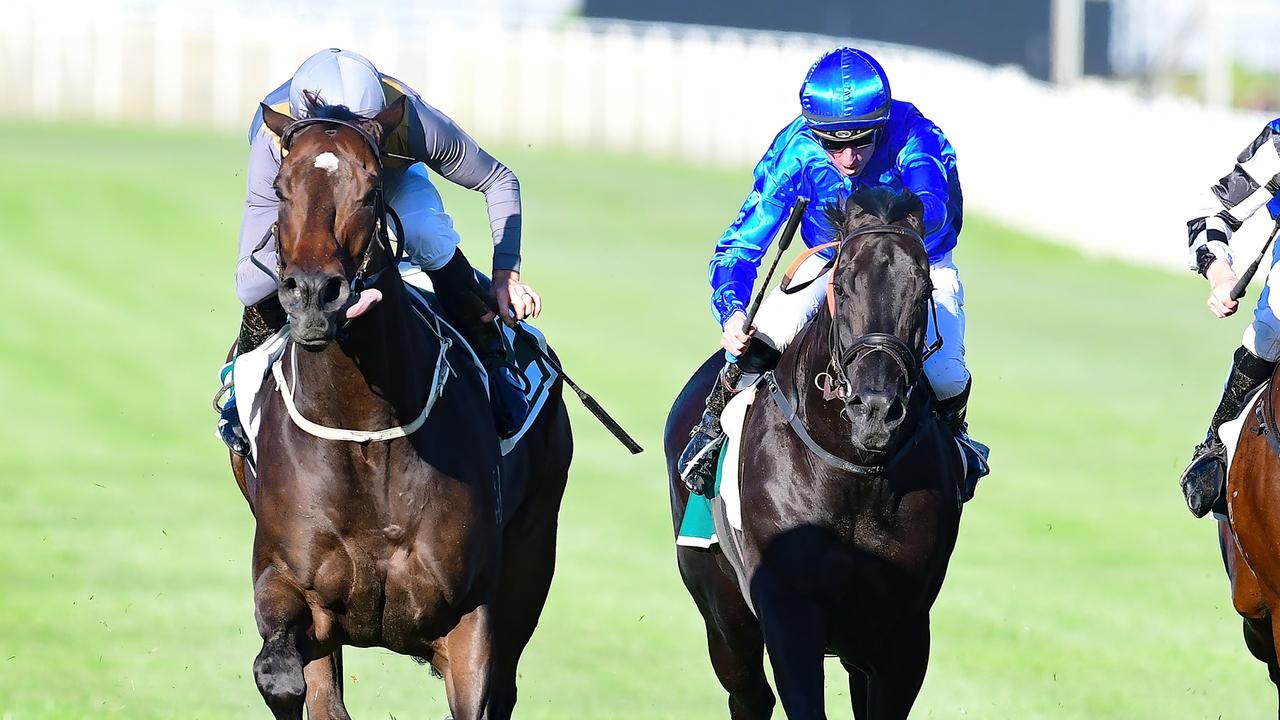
top-left (288, 48), bottom-right (386, 118)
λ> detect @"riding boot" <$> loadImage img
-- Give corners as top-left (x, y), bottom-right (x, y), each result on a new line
top-left (1180, 346), bottom-right (1276, 518)
top-left (428, 249), bottom-right (530, 440)
top-left (678, 362), bottom-right (744, 496)
top-left (936, 378), bottom-right (990, 502)
top-left (678, 340), bottom-right (781, 496)
top-left (218, 297), bottom-right (288, 457)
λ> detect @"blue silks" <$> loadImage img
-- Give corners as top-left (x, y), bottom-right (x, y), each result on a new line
top-left (708, 102), bottom-right (963, 325)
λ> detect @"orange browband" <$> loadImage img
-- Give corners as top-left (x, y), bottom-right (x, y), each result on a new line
top-left (780, 241), bottom-right (841, 315)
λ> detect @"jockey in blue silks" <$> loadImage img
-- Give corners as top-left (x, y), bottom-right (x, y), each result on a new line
top-left (678, 47), bottom-right (988, 495)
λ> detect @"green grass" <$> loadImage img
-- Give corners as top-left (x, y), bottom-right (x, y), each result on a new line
top-left (0, 121), bottom-right (1272, 718)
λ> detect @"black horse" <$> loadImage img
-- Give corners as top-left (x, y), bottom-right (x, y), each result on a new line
top-left (665, 187), bottom-right (964, 719)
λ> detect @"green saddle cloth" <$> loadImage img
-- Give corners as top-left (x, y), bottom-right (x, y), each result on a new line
top-left (676, 441), bottom-right (728, 548)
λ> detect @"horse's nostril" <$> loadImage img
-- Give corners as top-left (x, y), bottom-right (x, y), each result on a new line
top-left (282, 277), bottom-right (299, 292)
top-left (886, 399), bottom-right (905, 423)
top-left (321, 277), bottom-right (344, 307)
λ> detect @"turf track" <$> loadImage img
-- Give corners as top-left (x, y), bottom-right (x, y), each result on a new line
top-left (0, 122), bottom-right (1272, 718)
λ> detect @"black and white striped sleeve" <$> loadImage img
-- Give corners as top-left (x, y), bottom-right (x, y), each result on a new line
top-left (1188, 121), bottom-right (1280, 275)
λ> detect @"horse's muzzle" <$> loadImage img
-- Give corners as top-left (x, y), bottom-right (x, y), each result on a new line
top-left (278, 270), bottom-right (351, 350)
top-left (845, 390), bottom-right (907, 454)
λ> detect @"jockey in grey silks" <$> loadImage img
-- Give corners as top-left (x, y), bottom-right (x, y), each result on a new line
top-left (218, 48), bottom-right (539, 453)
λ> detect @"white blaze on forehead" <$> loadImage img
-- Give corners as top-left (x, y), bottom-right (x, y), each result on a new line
top-left (313, 152), bottom-right (341, 174)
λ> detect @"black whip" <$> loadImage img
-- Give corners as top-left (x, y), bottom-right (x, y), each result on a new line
top-left (1231, 215), bottom-right (1280, 300)
top-left (511, 323), bottom-right (643, 455)
top-left (744, 197), bottom-right (810, 329)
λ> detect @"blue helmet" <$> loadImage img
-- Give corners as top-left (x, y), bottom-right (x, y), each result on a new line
top-left (799, 48), bottom-right (891, 141)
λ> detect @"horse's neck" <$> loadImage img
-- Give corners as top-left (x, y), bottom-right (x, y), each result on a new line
top-left (290, 279), bottom-right (433, 424)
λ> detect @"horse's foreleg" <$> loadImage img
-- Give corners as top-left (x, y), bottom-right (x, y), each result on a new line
top-left (679, 548), bottom-right (775, 720)
top-left (753, 578), bottom-right (828, 720)
top-left (705, 613), bottom-right (775, 720)
top-left (862, 616), bottom-right (930, 720)
top-left (1221, 519), bottom-right (1280, 704)
top-left (303, 649), bottom-right (351, 720)
top-left (441, 604), bottom-right (495, 720)
top-left (253, 569), bottom-right (312, 720)
top-left (488, 516), bottom-right (560, 719)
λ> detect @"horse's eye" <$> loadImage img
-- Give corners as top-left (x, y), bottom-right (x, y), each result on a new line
top-left (273, 184), bottom-right (285, 201)
top-left (361, 190), bottom-right (379, 208)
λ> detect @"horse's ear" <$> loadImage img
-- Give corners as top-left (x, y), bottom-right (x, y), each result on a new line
top-left (260, 103), bottom-right (293, 138)
top-left (371, 96), bottom-right (406, 148)
top-left (900, 207), bottom-right (926, 237)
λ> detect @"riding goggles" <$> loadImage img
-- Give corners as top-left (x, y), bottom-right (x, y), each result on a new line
top-left (814, 126), bottom-right (879, 152)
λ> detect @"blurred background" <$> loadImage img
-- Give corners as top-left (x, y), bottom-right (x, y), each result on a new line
top-left (2, 0), bottom-right (1277, 717)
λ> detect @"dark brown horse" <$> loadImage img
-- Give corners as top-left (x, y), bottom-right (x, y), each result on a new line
top-left (666, 188), bottom-right (963, 719)
top-left (227, 96), bottom-right (572, 719)
top-left (1221, 370), bottom-right (1280, 713)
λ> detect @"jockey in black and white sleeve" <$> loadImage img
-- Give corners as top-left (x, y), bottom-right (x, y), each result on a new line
top-left (1180, 118), bottom-right (1280, 518)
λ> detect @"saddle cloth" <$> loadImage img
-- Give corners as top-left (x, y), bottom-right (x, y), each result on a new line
top-left (1217, 383), bottom-right (1270, 520)
top-left (223, 263), bottom-right (557, 463)
top-left (676, 384), bottom-right (757, 548)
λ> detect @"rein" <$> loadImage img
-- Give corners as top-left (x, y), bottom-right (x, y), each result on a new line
top-left (766, 222), bottom-right (940, 475)
top-left (271, 303), bottom-right (455, 442)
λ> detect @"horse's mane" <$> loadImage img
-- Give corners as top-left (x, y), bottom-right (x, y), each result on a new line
top-left (298, 90), bottom-right (390, 144)
top-left (827, 186), bottom-right (925, 238)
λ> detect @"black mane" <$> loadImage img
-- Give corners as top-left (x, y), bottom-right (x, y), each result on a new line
top-left (298, 90), bottom-right (387, 143)
top-left (827, 186), bottom-right (925, 237)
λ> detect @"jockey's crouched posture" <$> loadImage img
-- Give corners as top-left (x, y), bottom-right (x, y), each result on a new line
top-left (218, 48), bottom-right (541, 454)
top-left (1179, 118), bottom-right (1280, 517)
top-left (679, 47), bottom-right (988, 495)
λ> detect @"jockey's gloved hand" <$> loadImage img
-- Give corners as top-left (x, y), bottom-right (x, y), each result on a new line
top-left (492, 269), bottom-right (542, 328)
top-left (1206, 258), bottom-right (1240, 318)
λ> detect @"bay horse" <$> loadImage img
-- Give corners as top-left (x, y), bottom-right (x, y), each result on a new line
top-left (227, 96), bottom-right (573, 719)
top-left (1221, 371), bottom-right (1280, 713)
top-left (665, 188), bottom-right (963, 719)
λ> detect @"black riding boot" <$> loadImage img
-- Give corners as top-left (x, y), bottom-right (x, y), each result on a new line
top-left (678, 362), bottom-right (744, 496)
top-left (678, 341), bottom-right (781, 496)
top-left (1180, 346), bottom-right (1276, 518)
top-left (936, 378), bottom-right (990, 502)
top-left (218, 297), bottom-right (287, 457)
top-left (936, 379), bottom-right (972, 436)
top-left (428, 250), bottom-right (529, 440)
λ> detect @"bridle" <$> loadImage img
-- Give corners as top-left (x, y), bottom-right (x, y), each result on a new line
top-left (249, 116), bottom-right (405, 310)
top-left (765, 221), bottom-right (942, 476)
top-left (826, 225), bottom-right (940, 421)
top-left (782, 224), bottom-right (941, 413)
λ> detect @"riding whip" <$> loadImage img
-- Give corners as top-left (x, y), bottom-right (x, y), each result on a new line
top-left (744, 196), bottom-right (810, 330)
top-left (1230, 215), bottom-right (1280, 300)
top-left (511, 323), bottom-right (644, 455)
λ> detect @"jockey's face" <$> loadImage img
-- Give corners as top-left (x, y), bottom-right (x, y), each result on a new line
top-left (819, 130), bottom-right (877, 178)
